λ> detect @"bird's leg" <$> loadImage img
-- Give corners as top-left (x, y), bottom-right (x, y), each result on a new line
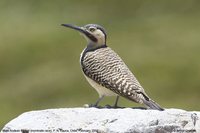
top-left (90, 95), bottom-right (104, 108)
top-left (113, 95), bottom-right (120, 108)
top-left (105, 95), bottom-right (120, 108)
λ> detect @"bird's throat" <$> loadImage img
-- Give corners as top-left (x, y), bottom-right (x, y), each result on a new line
top-left (86, 43), bottom-right (107, 52)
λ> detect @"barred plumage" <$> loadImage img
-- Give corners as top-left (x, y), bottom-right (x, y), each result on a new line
top-left (81, 47), bottom-right (146, 104)
top-left (62, 23), bottom-right (164, 111)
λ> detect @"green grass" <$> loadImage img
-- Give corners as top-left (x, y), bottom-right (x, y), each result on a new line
top-left (0, 0), bottom-right (200, 129)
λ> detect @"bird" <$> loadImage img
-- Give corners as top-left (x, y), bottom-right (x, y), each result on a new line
top-left (61, 23), bottom-right (164, 111)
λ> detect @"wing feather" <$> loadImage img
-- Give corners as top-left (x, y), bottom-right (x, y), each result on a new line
top-left (81, 47), bottom-right (146, 103)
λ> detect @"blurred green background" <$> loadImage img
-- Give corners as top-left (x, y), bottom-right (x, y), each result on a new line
top-left (0, 0), bottom-right (200, 128)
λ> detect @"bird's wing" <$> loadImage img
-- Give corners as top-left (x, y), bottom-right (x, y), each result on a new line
top-left (81, 47), bottom-right (147, 103)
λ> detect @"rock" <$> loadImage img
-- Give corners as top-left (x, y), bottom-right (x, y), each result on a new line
top-left (1, 108), bottom-right (200, 133)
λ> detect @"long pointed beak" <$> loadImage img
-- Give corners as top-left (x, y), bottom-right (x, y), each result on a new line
top-left (61, 24), bottom-right (97, 42)
top-left (61, 24), bottom-right (86, 34)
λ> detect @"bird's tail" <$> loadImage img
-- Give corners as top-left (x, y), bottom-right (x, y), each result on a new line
top-left (143, 98), bottom-right (164, 111)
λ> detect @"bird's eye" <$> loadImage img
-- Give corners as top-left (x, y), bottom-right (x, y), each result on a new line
top-left (89, 27), bottom-right (96, 32)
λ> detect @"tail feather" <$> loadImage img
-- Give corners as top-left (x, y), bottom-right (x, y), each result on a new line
top-left (143, 99), bottom-right (164, 111)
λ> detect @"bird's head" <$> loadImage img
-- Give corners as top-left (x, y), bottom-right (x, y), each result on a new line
top-left (62, 24), bottom-right (107, 49)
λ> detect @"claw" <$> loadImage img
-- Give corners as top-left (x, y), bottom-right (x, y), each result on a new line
top-left (104, 104), bottom-right (112, 108)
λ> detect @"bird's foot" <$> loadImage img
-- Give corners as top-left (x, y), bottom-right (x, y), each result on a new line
top-left (131, 106), bottom-right (147, 110)
top-left (104, 104), bottom-right (112, 108)
top-left (83, 104), bottom-right (102, 108)
top-left (84, 104), bottom-right (125, 109)
top-left (104, 104), bottom-right (124, 109)
top-left (112, 103), bottom-right (124, 109)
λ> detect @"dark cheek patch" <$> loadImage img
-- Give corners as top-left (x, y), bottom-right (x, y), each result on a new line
top-left (87, 33), bottom-right (98, 42)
